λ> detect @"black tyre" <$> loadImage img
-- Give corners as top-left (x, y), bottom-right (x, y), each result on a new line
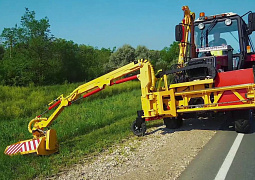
top-left (235, 110), bottom-right (254, 133)
top-left (131, 120), bottom-right (146, 136)
top-left (164, 117), bottom-right (183, 129)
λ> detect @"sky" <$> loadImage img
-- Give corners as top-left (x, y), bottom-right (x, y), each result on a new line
top-left (0, 0), bottom-right (255, 50)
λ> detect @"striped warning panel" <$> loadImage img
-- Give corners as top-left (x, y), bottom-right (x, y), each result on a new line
top-left (5, 143), bottom-right (23, 155)
top-left (5, 139), bottom-right (41, 155)
top-left (21, 139), bottom-right (40, 153)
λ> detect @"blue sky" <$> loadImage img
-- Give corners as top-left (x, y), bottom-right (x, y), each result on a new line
top-left (0, 0), bottom-right (255, 50)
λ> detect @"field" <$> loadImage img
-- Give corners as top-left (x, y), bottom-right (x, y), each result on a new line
top-left (0, 81), bottom-right (148, 179)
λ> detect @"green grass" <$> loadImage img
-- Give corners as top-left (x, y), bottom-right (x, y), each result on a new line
top-left (0, 81), bottom-right (148, 179)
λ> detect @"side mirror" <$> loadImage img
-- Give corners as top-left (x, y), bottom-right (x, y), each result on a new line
top-left (175, 25), bottom-right (183, 41)
top-left (248, 13), bottom-right (255, 34)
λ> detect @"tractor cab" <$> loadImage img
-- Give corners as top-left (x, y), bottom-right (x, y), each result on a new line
top-left (175, 11), bottom-right (255, 81)
top-left (194, 12), bottom-right (255, 70)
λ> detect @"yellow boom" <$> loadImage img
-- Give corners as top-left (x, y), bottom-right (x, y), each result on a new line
top-left (178, 6), bottom-right (195, 66)
top-left (5, 59), bottom-right (156, 155)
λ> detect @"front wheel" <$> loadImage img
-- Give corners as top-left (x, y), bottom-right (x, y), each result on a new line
top-left (235, 110), bottom-right (254, 133)
top-left (131, 120), bottom-right (146, 136)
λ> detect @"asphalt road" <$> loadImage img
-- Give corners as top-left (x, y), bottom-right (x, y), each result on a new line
top-left (178, 119), bottom-right (255, 180)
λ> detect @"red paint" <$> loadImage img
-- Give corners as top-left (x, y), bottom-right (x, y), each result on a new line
top-left (145, 116), bottom-right (163, 121)
top-left (111, 75), bottom-right (138, 85)
top-left (48, 100), bottom-right (61, 110)
top-left (33, 140), bottom-right (37, 150)
top-left (217, 89), bottom-right (247, 106)
top-left (215, 68), bottom-right (254, 87)
top-left (83, 88), bottom-right (102, 98)
top-left (28, 141), bottom-right (32, 151)
top-left (24, 142), bottom-right (27, 152)
top-left (246, 54), bottom-right (255, 61)
top-left (215, 68), bottom-right (254, 106)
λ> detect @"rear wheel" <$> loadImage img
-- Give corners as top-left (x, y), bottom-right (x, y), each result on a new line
top-left (235, 110), bottom-right (254, 133)
top-left (164, 117), bottom-right (183, 129)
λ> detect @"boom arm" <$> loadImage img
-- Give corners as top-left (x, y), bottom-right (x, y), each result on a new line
top-left (5, 59), bottom-right (156, 156)
top-left (178, 6), bottom-right (195, 66)
top-left (29, 59), bottom-right (156, 137)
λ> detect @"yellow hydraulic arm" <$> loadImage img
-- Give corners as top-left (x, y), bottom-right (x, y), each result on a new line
top-left (178, 6), bottom-right (195, 66)
top-left (29, 60), bottom-right (155, 134)
top-left (5, 59), bottom-right (156, 156)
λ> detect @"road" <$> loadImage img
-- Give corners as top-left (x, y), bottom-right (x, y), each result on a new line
top-left (179, 119), bottom-right (255, 180)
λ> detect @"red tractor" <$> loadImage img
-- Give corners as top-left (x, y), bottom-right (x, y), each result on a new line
top-left (166, 8), bottom-right (255, 133)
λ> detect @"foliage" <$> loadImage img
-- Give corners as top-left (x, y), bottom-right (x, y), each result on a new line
top-left (107, 44), bottom-right (135, 71)
top-left (0, 8), bottom-right (179, 87)
top-left (135, 45), bottom-right (150, 60)
top-left (148, 49), bottom-right (161, 68)
top-left (160, 41), bottom-right (179, 62)
top-left (0, 45), bottom-right (4, 60)
top-left (160, 41), bottom-right (179, 68)
top-left (0, 9), bottom-right (112, 86)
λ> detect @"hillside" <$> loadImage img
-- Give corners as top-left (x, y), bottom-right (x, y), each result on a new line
top-left (0, 81), bottom-right (142, 179)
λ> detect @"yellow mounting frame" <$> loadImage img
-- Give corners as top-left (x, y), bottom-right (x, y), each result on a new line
top-left (141, 76), bottom-right (255, 119)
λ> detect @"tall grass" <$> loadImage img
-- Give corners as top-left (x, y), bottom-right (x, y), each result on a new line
top-left (0, 81), bottom-right (143, 179)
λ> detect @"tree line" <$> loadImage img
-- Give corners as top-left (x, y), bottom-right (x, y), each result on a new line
top-left (0, 9), bottom-right (179, 86)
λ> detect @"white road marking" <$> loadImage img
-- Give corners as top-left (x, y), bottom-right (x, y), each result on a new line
top-left (214, 133), bottom-right (244, 180)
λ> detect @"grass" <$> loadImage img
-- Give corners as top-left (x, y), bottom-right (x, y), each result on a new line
top-left (0, 81), bottom-right (151, 179)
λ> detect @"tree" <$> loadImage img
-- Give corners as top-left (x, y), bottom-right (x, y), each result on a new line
top-left (135, 45), bottom-right (150, 60)
top-left (107, 44), bottom-right (135, 71)
top-left (20, 8), bottom-right (52, 42)
top-left (1, 8), bottom-right (52, 47)
top-left (0, 45), bottom-right (4, 60)
top-left (51, 39), bottom-right (81, 83)
top-left (148, 50), bottom-right (160, 68)
top-left (0, 8), bottom-right (55, 85)
top-left (135, 45), bottom-right (161, 70)
top-left (160, 41), bottom-right (179, 64)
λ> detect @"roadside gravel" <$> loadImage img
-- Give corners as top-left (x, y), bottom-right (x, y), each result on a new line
top-left (50, 117), bottom-right (223, 180)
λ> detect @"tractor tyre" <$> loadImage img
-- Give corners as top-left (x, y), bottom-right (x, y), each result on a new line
top-left (164, 117), bottom-right (183, 129)
top-left (131, 120), bottom-right (146, 136)
top-left (235, 110), bottom-right (254, 134)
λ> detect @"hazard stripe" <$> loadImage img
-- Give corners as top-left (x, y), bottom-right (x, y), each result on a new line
top-left (28, 141), bottom-right (32, 150)
top-left (9, 144), bottom-right (20, 154)
top-left (10, 143), bottom-right (23, 154)
top-left (6, 139), bottom-right (41, 155)
top-left (21, 144), bottom-right (25, 152)
top-left (33, 140), bottom-right (37, 150)
top-left (5, 144), bottom-right (14, 154)
top-left (6, 144), bottom-right (14, 154)
top-left (7, 144), bottom-right (19, 155)
top-left (5, 143), bottom-right (23, 155)
top-left (35, 139), bottom-right (39, 148)
top-left (26, 141), bottom-right (28, 151)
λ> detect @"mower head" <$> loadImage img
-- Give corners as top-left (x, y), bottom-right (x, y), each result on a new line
top-left (5, 129), bottom-right (58, 156)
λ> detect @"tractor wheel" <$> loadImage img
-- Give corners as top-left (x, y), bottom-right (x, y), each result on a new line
top-left (164, 117), bottom-right (183, 129)
top-left (131, 120), bottom-right (146, 136)
top-left (235, 110), bottom-right (254, 133)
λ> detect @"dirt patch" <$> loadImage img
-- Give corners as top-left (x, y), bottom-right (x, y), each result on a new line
top-left (49, 117), bottom-right (223, 180)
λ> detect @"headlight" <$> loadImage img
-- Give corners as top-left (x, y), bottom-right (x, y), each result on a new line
top-left (225, 19), bottom-right (232, 26)
top-left (198, 23), bottom-right (205, 30)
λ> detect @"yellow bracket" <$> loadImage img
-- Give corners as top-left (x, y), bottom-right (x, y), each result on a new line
top-left (232, 90), bottom-right (247, 102)
top-left (28, 117), bottom-right (47, 133)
